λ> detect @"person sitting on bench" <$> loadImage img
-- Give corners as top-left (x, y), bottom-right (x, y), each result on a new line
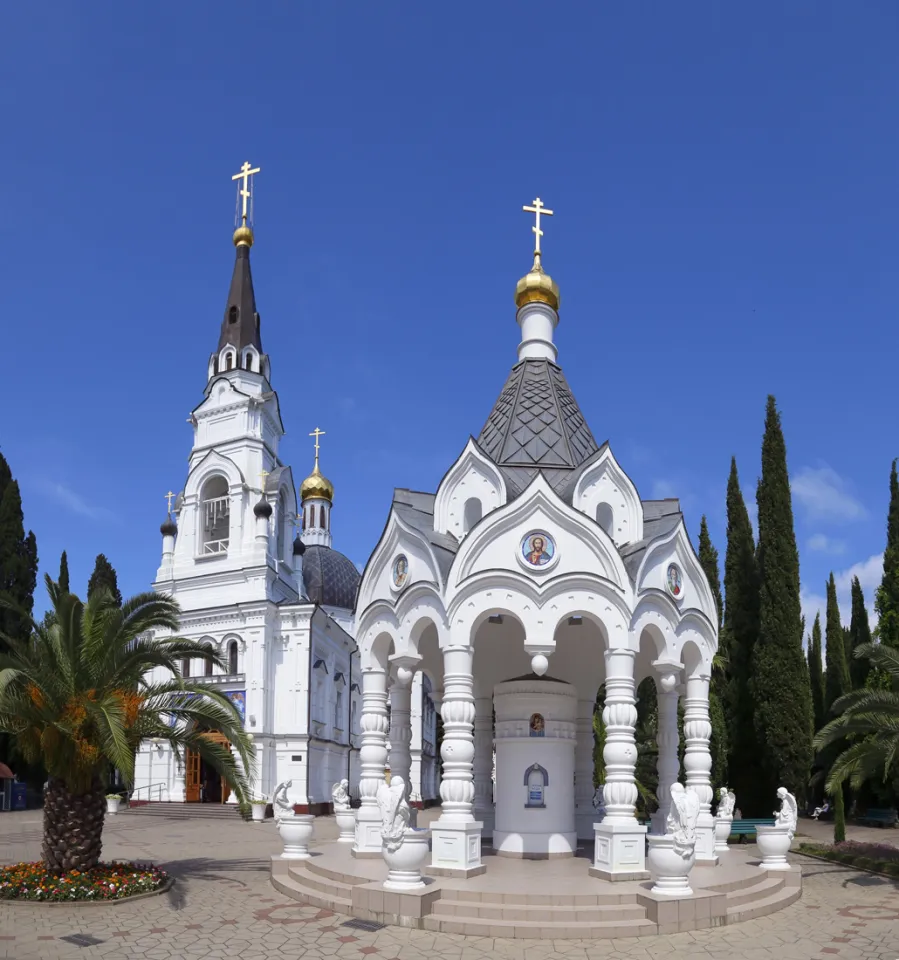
top-left (811, 800), bottom-right (830, 820)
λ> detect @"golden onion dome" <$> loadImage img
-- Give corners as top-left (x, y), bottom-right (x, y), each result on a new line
top-left (233, 225), bottom-right (255, 247)
top-left (514, 255), bottom-right (560, 311)
top-left (300, 459), bottom-right (334, 503)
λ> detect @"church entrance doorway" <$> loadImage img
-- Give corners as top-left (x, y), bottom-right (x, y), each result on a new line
top-left (184, 732), bottom-right (233, 803)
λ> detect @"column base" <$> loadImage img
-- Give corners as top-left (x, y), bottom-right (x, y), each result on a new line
top-left (649, 810), bottom-right (666, 835)
top-left (430, 819), bottom-right (484, 876)
top-left (591, 821), bottom-right (649, 880)
top-left (694, 813), bottom-right (719, 865)
top-left (352, 805), bottom-right (384, 858)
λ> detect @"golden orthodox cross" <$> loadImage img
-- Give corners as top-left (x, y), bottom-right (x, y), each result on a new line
top-left (259, 469), bottom-right (270, 490)
top-left (165, 491), bottom-right (175, 513)
top-left (309, 427), bottom-right (325, 462)
top-left (522, 197), bottom-right (554, 258)
top-left (232, 161), bottom-right (261, 225)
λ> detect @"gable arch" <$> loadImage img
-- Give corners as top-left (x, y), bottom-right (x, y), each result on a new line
top-left (434, 438), bottom-right (507, 540)
top-left (572, 446), bottom-right (643, 545)
top-left (186, 449), bottom-right (245, 498)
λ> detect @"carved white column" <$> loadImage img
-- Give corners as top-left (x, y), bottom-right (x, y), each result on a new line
top-left (592, 648), bottom-right (648, 880)
top-left (574, 698), bottom-right (596, 840)
top-left (684, 671), bottom-right (717, 863)
top-left (352, 666), bottom-right (389, 857)
top-left (388, 662), bottom-right (416, 826)
top-left (650, 671), bottom-right (681, 835)
top-left (473, 696), bottom-right (495, 836)
top-left (430, 644), bottom-right (483, 876)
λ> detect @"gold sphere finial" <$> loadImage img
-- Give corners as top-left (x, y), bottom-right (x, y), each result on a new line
top-left (233, 225), bottom-right (254, 247)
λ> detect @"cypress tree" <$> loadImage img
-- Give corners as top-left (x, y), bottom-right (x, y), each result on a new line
top-left (847, 576), bottom-right (872, 690)
top-left (823, 573), bottom-right (851, 716)
top-left (751, 396), bottom-right (813, 805)
top-left (697, 515), bottom-right (728, 787)
top-left (58, 550), bottom-right (70, 594)
top-left (0, 452), bottom-right (38, 644)
top-left (875, 460), bottom-right (899, 651)
top-left (722, 457), bottom-right (762, 811)
top-left (87, 553), bottom-right (123, 607)
top-left (808, 613), bottom-right (825, 733)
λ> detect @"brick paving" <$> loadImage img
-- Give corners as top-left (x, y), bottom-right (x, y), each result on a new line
top-left (0, 808), bottom-right (897, 960)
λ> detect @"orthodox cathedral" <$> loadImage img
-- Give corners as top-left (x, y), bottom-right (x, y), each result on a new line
top-left (136, 166), bottom-right (718, 877)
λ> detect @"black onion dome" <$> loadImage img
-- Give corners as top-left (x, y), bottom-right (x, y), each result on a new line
top-left (292, 534), bottom-right (306, 557)
top-left (302, 544), bottom-right (361, 610)
top-left (160, 516), bottom-right (178, 536)
top-left (254, 498), bottom-right (273, 518)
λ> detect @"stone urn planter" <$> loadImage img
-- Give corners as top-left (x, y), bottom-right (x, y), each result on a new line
top-left (105, 796), bottom-right (121, 816)
top-left (250, 801), bottom-right (267, 823)
top-left (278, 814), bottom-right (315, 859)
top-left (756, 825), bottom-right (792, 870)
top-left (647, 834), bottom-right (696, 896)
top-left (714, 817), bottom-right (733, 853)
top-left (382, 828), bottom-right (431, 891)
top-left (335, 807), bottom-right (356, 843)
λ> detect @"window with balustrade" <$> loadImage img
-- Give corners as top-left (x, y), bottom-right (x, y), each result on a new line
top-left (200, 476), bottom-right (230, 555)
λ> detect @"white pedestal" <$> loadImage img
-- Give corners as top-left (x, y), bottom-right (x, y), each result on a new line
top-left (590, 821), bottom-right (649, 880)
top-left (693, 813), bottom-right (719, 865)
top-left (649, 810), bottom-right (666, 835)
top-left (352, 806), bottom-right (384, 858)
top-left (430, 820), bottom-right (484, 877)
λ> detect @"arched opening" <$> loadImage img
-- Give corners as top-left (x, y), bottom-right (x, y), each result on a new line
top-left (200, 476), bottom-right (230, 555)
top-left (212, 356), bottom-right (218, 375)
top-left (181, 657), bottom-right (190, 678)
top-left (596, 502), bottom-right (614, 537)
top-left (463, 497), bottom-right (483, 534)
top-left (276, 492), bottom-right (287, 560)
top-left (228, 305), bottom-right (238, 324)
top-left (203, 644), bottom-right (213, 677)
top-left (227, 640), bottom-right (239, 675)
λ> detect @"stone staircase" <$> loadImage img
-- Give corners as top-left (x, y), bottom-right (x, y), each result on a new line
top-left (123, 801), bottom-right (243, 820)
top-left (271, 856), bottom-right (802, 939)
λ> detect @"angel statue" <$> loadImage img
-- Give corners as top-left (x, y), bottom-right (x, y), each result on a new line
top-left (592, 784), bottom-right (606, 814)
top-left (667, 783), bottom-right (701, 859)
top-left (272, 780), bottom-right (294, 820)
top-left (376, 775), bottom-right (411, 853)
top-left (717, 787), bottom-right (736, 819)
top-left (774, 787), bottom-right (798, 839)
top-left (331, 779), bottom-right (351, 811)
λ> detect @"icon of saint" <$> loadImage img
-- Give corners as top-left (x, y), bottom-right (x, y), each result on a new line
top-left (393, 556), bottom-right (408, 587)
top-left (525, 535), bottom-right (552, 566)
top-left (529, 713), bottom-right (545, 737)
top-left (667, 564), bottom-right (682, 596)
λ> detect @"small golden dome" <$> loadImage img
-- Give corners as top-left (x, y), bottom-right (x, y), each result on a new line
top-left (515, 256), bottom-right (560, 311)
top-left (233, 225), bottom-right (255, 247)
top-left (300, 459), bottom-right (334, 503)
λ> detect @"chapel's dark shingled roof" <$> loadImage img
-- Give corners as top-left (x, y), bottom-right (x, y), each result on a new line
top-left (302, 544), bottom-right (361, 610)
top-left (477, 359), bottom-right (600, 497)
top-left (217, 242), bottom-right (263, 354)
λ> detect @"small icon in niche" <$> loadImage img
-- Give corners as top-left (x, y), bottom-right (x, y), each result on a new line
top-left (392, 555), bottom-right (408, 588)
top-left (529, 712), bottom-right (545, 737)
top-left (666, 563), bottom-right (683, 598)
top-left (521, 532), bottom-right (555, 567)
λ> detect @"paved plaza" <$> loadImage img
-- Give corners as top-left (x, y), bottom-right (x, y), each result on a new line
top-left (1, 808), bottom-right (897, 960)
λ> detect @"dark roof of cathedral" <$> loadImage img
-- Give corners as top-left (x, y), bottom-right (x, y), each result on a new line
top-left (477, 359), bottom-right (601, 497)
top-left (217, 242), bottom-right (263, 354)
top-left (303, 544), bottom-right (361, 611)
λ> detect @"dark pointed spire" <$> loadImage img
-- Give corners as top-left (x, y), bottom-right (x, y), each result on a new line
top-left (217, 229), bottom-right (263, 354)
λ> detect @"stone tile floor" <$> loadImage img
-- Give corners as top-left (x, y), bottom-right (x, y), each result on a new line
top-left (0, 808), bottom-right (897, 960)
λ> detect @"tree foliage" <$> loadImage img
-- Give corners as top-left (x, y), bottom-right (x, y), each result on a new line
top-left (0, 452), bottom-right (38, 645)
top-left (722, 458), bottom-right (763, 810)
top-left (750, 396), bottom-right (813, 805)
top-left (0, 578), bottom-right (255, 871)
top-left (58, 551), bottom-right (70, 594)
top-left (87, 554), bottom-right (123, 608)
top-left (697, 515), bottom-right (728, 786)
top-left (808, 614), bottom-right (825, 733)
top-left (824, 573), bottom-right (851, 716)
top-left (875, 460), bottom-right (899, 651)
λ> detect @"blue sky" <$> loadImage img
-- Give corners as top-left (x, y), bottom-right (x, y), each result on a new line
top-left (2, 2), bottom-right (896, 632)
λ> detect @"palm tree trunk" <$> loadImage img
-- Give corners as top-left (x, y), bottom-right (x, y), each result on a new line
top-left (42, 776), bottom-right (105, 871)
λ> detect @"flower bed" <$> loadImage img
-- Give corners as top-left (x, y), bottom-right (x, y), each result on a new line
top-left (0, 861), bottom-right (169, 902)
top-left (799, 841), bottom-right (899, 877)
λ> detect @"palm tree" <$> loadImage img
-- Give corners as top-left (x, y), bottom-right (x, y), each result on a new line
top-left (0, 577), bottom-right (255, 872)
top-left (814, 642), bottom-right (899, 795)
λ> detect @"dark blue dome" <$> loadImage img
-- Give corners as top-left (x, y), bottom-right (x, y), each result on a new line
top-left (302, 544), bottom-right (360, 610)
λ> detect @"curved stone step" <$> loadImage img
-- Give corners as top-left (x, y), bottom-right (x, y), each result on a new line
top-left (726, 883), bottom-right (801, 923)
top-left (447, 887), bottom-right (639, 907)
top-left (423, 914), bottom-right (657, 939)
top-left (431, 899), bottom-right (646, 922)
top-left (306, 858), bottom-right (371, 887)
top-left (271, 863), bottom-right (352, 914)
top-left (725, 874), bottom-right (785, 908)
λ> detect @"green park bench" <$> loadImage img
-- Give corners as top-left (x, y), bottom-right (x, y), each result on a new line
top-left (857, 808), bottom-right (898, 828)
top-left (728, 818), bottom-right (775, 842)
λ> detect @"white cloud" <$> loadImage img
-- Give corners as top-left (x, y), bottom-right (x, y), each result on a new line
top-left (37, 480), bottom-right (115, 522)
top-left (807, 534), bottom-right (846, 555)
top-left (800, 552), bottom-right (882, 630)
top-left (791, 465), bottom-right (866, 523)
top-left (651, 479), bottom-right (678, 500)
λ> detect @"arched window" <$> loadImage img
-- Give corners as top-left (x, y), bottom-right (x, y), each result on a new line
top-left (229, 305), bottom-right (239, 324)
top-left (335, 689), bottom-right (343, 729)
top-left (212, 357), bottom-right (218, 375)
top-left (244, 353), bottom-right (251, 370)
top-left (228, 640), bottom-right (239, 675)
top-left (351, 700), bottom-right (358, 734)
top-left (201, 476), bottom-right (230, 555)
top-left (276, 492), bottom-right (286, 560)
top-left (181, 657), bottom-right (190, 678)
top-left (204, 645), bottom-right (213, 677)
top-left (463, 497), bottom-right (482, 534)
top-left (596, 502), bottom-right (614, 538)
top-left (225, 353), bottom-right (233, 371)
